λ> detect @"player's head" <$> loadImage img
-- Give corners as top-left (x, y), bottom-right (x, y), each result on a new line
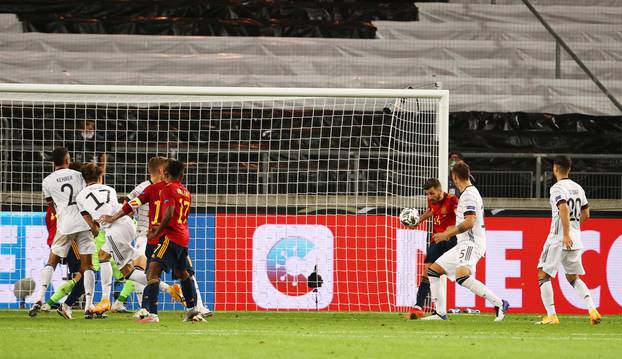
top-left (148, 156), bottom-right (168, 181)
top-left (165, 159), bottom-right (185, 181)
top-left (553, 155), bottom-right (571, 177)
top-left (451, 161), bottom-right (471, 185)
top-left (51, 147), bottom-right (70, 168)
top-left (81, 162), bottom-right (103, 184)
top-left (423, 178), bottom-right (444, 203)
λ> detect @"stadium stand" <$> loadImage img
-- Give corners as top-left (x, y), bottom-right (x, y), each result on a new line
top-left (0, 0), bottom-right (620, 200)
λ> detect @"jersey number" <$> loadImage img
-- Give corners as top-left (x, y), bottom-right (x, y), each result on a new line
top-left (567, 198), bottom-right (582, 222)
top-left (86, 189), bottom-right (111, 210)
top-left (177, 199), bottom-right (190, 224)
top-left (60, 183), bottom-right (77, 206)
top-left (151, 200), bottom-right (161, 225)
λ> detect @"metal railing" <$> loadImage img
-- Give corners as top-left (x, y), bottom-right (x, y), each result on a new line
top-left (544, 171), bottom-right (622, 200)
top-left (522, 0), bottom-right (622, 113)
top-left (464, 152), bottom-right (622, 199)
top-left (472, 171), bottom-right (534, 198)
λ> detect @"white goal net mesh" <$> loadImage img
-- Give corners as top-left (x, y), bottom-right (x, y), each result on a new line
top-left (0, 86), bottom-right (447, 311)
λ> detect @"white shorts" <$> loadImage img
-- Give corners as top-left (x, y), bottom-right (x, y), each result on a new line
top-left (537, 241), bottom-right (585, 277)
top-left (134, 233), bottom-right (148, 257)
top-left (435, 242), bottom-right (483, 280)
top-left (51, 230), bottom-right (95, 257)
top-left (101, 218), bottom-right (138, 268)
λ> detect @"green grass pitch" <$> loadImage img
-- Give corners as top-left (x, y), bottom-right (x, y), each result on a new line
top-left (1, 310), bottom-right (620, 358)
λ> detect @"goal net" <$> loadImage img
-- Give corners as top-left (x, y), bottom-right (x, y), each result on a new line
top-left (0, 84), bottom-right (448, 311)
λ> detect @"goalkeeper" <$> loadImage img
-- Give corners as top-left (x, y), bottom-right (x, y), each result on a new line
top-left (405, 178), bottom-right (458, 319)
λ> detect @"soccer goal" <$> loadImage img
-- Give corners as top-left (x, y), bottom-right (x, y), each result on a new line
top-left (0, 84), bottom-right (448, 311)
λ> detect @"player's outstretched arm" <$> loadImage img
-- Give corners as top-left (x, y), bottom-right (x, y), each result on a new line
top-left (432, 214), bottom-right (475, 243)
top-left (414, 209), bottom-right (433, 227)
top-left (147, 206), bottom-right (173, 240)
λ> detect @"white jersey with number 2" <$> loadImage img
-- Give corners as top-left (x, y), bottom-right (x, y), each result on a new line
top-left (42, 168), bottom-right (89, 235)
top-left (546, 179), bottom-right (588, 250)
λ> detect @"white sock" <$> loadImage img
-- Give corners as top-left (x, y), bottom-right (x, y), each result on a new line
top-left (37, 265), bottom-right (55, 303)
top-left (460, 276), bottom-right (503, 307)
top-left (127, 269), bottom-right (147, 286)
top-left (84, 269), bottom-right (96, 310)
top-left (159, 281), bottom-right (169, 293)
top-left (100, 262), bottom-right (113, 302)
top-left (429, 276), bottom-right (446, 316)
top-left (134, 282), bottom-right (145, 306)
top-left (572, 278), bottom-right (596, 311)
top-left (192, 276), bottom-right (204, 308)
top-left (540, 279), bottom-right (556, 316)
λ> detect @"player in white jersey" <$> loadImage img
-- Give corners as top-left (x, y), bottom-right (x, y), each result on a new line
top-left (536, 156), bottom-right (601, 325)
top-left (422, 162), bottom-right (509, 321)
top-left (29, 148), bottom-right (95, 318)
top-left (75, 163), bottom-right (151, 318)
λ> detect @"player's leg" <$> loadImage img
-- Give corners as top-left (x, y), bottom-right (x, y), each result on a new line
top-left (93, 250), bottom-right (113, 314)
top-left (138, 260), bottom-right (164, 323)
top-left (138, 237), bottom-right (170, 322)
top-left (409, 237), bottom-right (456, 319)
top-left (536, 242), bottom-right (561, 324)
top-left (186, 257), bottom-right (211, 316)
top-left (73, 231), bottom-right (98, 318)
top-left (423, 261), bottom-right (448, 320)
top-left (563, 250), bottom-right (601, 324)
top-left (29, 238), bottom-right (65, 316)
top-left (43, 241), bottom-right (81, 311)
top-left (455, 265), bottom-right (508, 321)
top-left (453, 244), bottom-right (508, 321)
top-left (144, 242), bottom-right (182, 302)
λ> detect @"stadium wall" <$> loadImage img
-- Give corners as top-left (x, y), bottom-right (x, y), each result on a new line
top-left (1, 212), bottom-right (620, 314)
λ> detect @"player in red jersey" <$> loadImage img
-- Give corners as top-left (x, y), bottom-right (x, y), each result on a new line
top-left (97, 157), bottom-right (184, 308)
top-left (406, 178), bottom-right (458, 319)
top-left (136, 159), bottom-right (203, 323)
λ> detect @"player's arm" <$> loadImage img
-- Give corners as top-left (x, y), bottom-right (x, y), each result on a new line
top-left (97, 188), bottom-right (148, 224)
top-left (413, 209), bottom-right (433, 227)
top-left (580, 206), bottom-right (590, 224)
top-left (81, 212), bottom-right (100, 237)
top-left (433, 214), bottom-right (475, 243)
top-left (558, 202), bottom-right (573, 249)
top-left (148, 205), bottom-right (173, 240)
top-left (45, 197), bottom-right (56, 215)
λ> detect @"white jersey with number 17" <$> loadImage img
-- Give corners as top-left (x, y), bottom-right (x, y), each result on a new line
top-left (42, 168), bottom-right (89, 235)
top-left (76, 183), bottom-right (122, 229)
top-left (546, 178), bottom-right (588, 250)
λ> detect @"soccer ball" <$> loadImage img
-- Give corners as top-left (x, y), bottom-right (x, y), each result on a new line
top-left (399, 208), bottom-right (420, 227)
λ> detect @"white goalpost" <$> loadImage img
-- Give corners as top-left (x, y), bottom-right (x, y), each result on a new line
top-left (0, 84), bottom-right (448, 312)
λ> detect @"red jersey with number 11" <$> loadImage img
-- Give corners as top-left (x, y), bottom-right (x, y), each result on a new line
top-left (428, 192), bottom-right (458, 234)
top-left (122, 180), bottom-right (167, 245)
top-left (159, 180), bottom-right (191, 248)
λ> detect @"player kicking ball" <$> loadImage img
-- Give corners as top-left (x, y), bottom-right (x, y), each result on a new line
top-left (422, 162), bottom-right (509, 321)
top-left (136, 160), bottom-right (203, 323)
top-left (536, 156), bottom-right (601, 325)
top-left (405, 178), bottom-right (458, 319)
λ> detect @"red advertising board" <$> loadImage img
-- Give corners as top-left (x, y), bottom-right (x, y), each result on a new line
top-left (215, 215), bottom-right (622, 314)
